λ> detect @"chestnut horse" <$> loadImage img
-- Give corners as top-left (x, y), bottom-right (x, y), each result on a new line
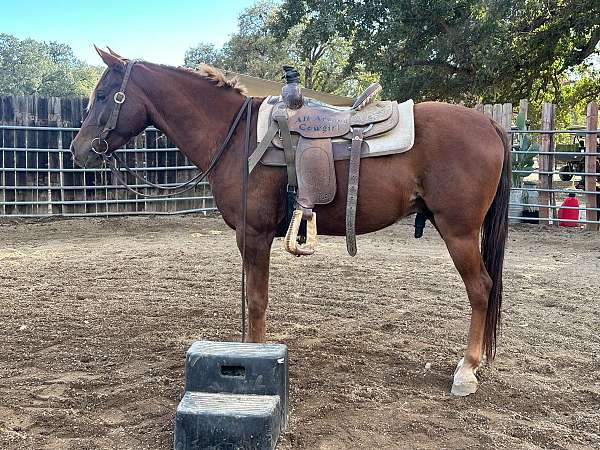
top-left (71, 48), bottom-right (509, 396)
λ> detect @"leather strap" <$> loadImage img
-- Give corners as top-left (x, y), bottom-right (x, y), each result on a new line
top-left (103, 97), bottom-right (253, 198)
top-left (346, 128), bottom-right (364, 256)
top-left (99, 60), bottom-right (136, 140)
top-left (248, 121), bottom-right (279, 173)
top-left (274, 108), bottom-right (297, 190)
top-left (240, 98), bottom-right (253, 343)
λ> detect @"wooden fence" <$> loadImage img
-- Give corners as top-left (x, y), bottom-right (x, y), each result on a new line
top-left (2, 94), bottom-right (597, 225)
top-left (0, 95), bottom-right (215, 217)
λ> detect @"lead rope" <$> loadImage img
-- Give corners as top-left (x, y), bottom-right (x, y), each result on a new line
top-left (240, 98), bottom-right (253, 342)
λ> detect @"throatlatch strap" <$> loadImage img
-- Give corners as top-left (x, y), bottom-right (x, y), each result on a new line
top-left (345, 128), bottom-right (364, 256)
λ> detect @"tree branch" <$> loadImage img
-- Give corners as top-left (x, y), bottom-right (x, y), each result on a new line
top-left (402, 59), bottom-right (473, 74)
top-left (570, 28), bottom-right (600, 63)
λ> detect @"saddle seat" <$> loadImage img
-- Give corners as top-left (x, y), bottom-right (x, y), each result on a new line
top-left (269, 98), bottom-right (400, 147)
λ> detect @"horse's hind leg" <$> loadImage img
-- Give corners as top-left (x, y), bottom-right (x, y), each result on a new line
top-left (438, 226), bottom-right (492, 396)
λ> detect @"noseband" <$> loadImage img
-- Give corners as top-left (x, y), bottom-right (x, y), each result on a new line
top-left (91, 60), bottom-right (137, 155)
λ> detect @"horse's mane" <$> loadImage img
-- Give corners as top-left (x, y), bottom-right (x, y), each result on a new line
top-left (86, 62), bottom-right (247, 112)
top-left (177, 64), bottom-right (248, 95)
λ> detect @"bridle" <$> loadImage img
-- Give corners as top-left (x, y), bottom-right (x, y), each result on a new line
top-left (91, 60), bottom-right (136, 156)
top-left (88, 59), bottom-right (253, 199)
top-left (85, 59), bottom-right (254, 341)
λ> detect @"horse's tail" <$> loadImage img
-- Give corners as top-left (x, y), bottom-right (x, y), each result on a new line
top-left (481, 121), bottom-right (511, 362)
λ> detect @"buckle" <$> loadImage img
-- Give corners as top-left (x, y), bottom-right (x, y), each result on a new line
top-left (351, 123), bottom-right (373, 136)
top-left (91, 137), bottom-right (109, 155)
top-left (286, 184), bottom-right (297, 194)
top-left (114, 91), bottom-right (126, 104)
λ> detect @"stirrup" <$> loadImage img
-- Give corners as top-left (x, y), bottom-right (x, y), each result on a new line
top-left (284, 209), bottom-right (317, 256)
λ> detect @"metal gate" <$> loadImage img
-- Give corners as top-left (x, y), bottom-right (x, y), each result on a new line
top-left (0, 124), bottom-right (215, 217)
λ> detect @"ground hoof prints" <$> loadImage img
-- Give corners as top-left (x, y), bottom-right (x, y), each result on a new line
top-left (30, 384), bottom-right (70, 403)
top-left (1, 216), bottom-right (599, 449)
top-left (0, 406), bottom-right (36, 433)
top-left (380, 322), bottom-right (397, 332)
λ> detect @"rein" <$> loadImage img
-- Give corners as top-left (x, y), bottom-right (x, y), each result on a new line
top-left (100, 96), bottom-right (253, 198)
top-left (90, 59), bottom-right (254, 341)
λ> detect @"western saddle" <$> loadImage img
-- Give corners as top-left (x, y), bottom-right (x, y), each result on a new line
top-left (248, 67), bottom-right (399, 257)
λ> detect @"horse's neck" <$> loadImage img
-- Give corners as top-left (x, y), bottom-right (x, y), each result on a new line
top-left (141, 66), bottom-right (246, 172)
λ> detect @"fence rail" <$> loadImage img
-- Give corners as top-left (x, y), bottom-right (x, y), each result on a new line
top-left (476, 99), bottom-right (599, 230)
top-left (0, 95), bottom-right (215, 217)
top-left (1, 95), bottom-right (599, 229)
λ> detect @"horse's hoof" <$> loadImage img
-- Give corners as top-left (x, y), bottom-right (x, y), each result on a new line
top-left (451, 357), bottom-right (479, 396)
top-left (451, 378), bottom-right (479, 396)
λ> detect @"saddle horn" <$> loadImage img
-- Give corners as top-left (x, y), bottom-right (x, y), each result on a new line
top-left (281, 66), bottom-right (304, 110)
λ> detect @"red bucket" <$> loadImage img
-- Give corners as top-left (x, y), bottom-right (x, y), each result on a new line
top-left (558, 193), bottom-right (580, 227)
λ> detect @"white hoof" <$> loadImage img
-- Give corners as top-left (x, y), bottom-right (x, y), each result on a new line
top-left (451, 377), bottom-right (479, 396)
top-left (451, 357), bottom-right (479, 396)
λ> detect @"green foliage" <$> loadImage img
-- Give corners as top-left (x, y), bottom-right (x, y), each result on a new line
top-left (184, 1), bottom-right (376, 97)
top-left (512, 112), bottom-right (540, 187)
top-left (274, 0), bottom-right (600, 117)
top-left (184, 43), bottom-right (224, 68)
top-left (185, 1), bottom-right (297, 82)
top-left (0, 34), bottom-right (103, 96)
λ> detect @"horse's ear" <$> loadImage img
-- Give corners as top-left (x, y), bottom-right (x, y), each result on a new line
top-left (94, 45), bottom-right (125, 71)
top-left (107, 46), bottom-right (125, 59)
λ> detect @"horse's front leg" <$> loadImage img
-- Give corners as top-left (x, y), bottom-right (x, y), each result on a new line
top-left (236, 227), bottom-right (274, 343)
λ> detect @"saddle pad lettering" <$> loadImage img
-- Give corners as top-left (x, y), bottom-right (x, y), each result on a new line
top-left (285, 104), bottom-right (351, 138)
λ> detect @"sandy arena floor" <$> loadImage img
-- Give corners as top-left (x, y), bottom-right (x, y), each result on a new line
top-left (0, 215), bottom-right (599, 449)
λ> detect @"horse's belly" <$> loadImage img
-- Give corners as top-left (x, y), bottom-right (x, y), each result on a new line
top-left (315, 153), bottom-right (418, 236)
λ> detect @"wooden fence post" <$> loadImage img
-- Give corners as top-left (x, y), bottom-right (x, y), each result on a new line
top-left (519, 99), bottom-right (528, 122)
top-left (501, 103), bottom-right (512, 131)
top-left (493, 103), bottom-right (503, 123)
top-left (538, 102), bottom-right (555, 224)
top-left (48, 97), bottom-right (63, 215)
top-left (483, 104), bottom-right (493, 118)
top-left (585, 101), bottom-right (598, 231)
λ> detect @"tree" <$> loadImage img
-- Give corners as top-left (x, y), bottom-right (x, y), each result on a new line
top-left (185, 1), bottom-right (295, 81)
top-left (184, 1), bottom-right (376, 96)
top-left (0, 34), bottom-right (103, 97)
top-left (184, 43), bottom-right (224, 68)
top-left (274, 0), bottom-right (600, 111)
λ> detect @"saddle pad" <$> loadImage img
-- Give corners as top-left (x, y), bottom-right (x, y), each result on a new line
top-left (256, 97), bottom-right (415, 160)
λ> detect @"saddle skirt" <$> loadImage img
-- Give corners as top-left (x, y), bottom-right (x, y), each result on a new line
top-left (256, 96), bottom-right (415, 166)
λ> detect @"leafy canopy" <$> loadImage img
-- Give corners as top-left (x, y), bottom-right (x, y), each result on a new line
top-left (184, 1), bottom-right (377, 97)
top-left (0, 34), bottom-right (103, 97)
top-left (273, 0), bottom-right (600, 111)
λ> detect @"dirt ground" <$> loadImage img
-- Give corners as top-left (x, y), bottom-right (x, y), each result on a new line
top-left (0, 215), bottom-right (599, 450)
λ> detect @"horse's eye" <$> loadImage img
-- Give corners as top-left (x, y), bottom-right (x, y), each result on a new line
top-left (96, 91), bottom-right (106, 101)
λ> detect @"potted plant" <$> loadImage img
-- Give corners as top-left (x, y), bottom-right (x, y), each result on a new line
top-left (510, 112), bottom-right (539, 223)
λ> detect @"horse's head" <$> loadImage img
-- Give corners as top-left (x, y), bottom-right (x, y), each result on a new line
top-left (71, 47), bottom-right (148, 168)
